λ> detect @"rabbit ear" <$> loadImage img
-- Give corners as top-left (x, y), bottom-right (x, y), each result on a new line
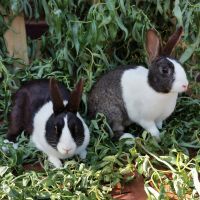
top-left (66, 79), bottom-right (84, 113)
top-left (146, 29), bottom-right (161, 64)
top-left (49, 78), bottom-right (65, 115)
top-left (162, 26), bottom-right (183, 56)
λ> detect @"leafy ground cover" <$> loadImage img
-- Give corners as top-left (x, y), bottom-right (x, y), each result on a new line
top-left (0, 0), bottom-right (200, 199)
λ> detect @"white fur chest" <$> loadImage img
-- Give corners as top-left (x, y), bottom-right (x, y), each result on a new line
top-left (121, 67), bottom-right (178, 124)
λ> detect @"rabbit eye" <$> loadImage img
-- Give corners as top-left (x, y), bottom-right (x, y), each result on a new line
top-left (162, 68), bottom-right (169, 74)
top-left (54, 125), bottom-right (58, 134)
top-left (54, 118), bottom-right (64, 135)
top-left (160, 66), bottom-right (170, 75)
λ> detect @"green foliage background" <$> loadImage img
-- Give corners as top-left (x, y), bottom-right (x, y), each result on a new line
top-left (0, 0), bottom-right (200, 199)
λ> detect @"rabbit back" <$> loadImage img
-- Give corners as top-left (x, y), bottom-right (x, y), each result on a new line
top-left (88, 66), bottom-right (135, 135)
top-left (7, 79), bottom-right (70, 141)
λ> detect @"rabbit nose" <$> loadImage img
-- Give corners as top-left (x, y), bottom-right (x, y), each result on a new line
top-left (182, 84), bottom-right (188, 90)
top-left (63, 148), bottom-right (71, 154)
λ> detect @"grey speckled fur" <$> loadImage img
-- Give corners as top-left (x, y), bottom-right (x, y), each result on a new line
top-left (88, 66), bottom-right (136, 139)
top-left (88, 27), bottom-right (186, 141)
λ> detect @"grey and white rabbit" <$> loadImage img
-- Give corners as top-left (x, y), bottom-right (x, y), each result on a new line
top-left (88, 27), bottom-right (188, 141)
top-left (6, 78), bottom-right (90, 167)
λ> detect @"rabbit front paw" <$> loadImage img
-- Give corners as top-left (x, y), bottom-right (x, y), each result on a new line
top-left (48, 156), bottom-right (62, 168)
top-left (120, 133), bottom-right (135, 145)
top-left (155, 120), bottom-right (163, 129)
top-left (120, 133), bottom-right (134, 140)
top-left (149, 128), bottom-right (160, 141)
top-left (140, 121), bottom-right (161, 141)
top-left (2, 139), bottom-right (18, 152)
top-left (79, 150), bottom-right (87, 159)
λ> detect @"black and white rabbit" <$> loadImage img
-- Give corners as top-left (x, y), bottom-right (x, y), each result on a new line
top-left (6, 78), bottom-right (90, 167)
top-left (88, 27), bottom-right (188, 141)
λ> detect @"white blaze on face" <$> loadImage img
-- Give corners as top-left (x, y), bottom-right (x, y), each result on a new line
top-left (167, 58), bottom-right (188, 93)
top-left (57, 116), bottom-right (77, 156)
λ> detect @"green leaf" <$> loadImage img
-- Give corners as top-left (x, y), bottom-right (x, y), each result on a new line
top-left (108, 23), bottom-right (117, 39)
top-left (184, 9), bottom-right (192, 38)
top-left (98, 16), bottom-right (112, 28)
top-left (0, 166), bottom-right (9, 177)
top-left (91, 20), bottom-right (97, 43)
top-left (173, 0), bottom-right (183, 26)
top-left (72, 23), bottom-right (80, 54)
top-left (156, 0), bottom-right (163, 14)
top-left (119, 0), bottom-right (126, 15)
top-left (103, 155), bottom-right (116, 162)
top-left (106, 0), bottom-right (115, 12)
top-left (179, 44), bottom-right (196, 64)
top-left (115, 15), bottom-right (128, 39)
top-left (42, 0), bottom-right (50, 23)
top-left (180, 28), bottom-right (200, 63)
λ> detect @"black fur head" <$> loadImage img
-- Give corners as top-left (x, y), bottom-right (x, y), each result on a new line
top-left (67, 112), bottom-right (84, 146)
top-left (45, 78), bottom-right (85, 149)
top-left (148, 57), bottom-right (175, 93)
top-left (146, 27), bottom-right (183, 93)
top-left (45, 112), bottom-right (84, 148)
